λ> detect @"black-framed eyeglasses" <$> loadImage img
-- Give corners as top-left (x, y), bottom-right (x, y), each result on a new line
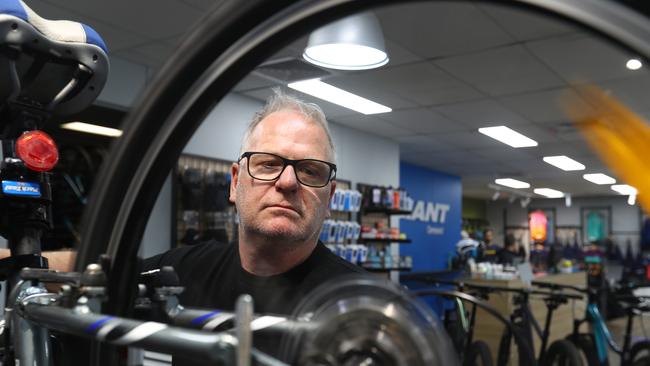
top-left (239, 151), bottom-right (336, 188)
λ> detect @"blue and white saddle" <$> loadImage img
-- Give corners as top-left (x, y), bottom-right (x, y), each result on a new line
top-left (0, 0), bottom-right (108, 115)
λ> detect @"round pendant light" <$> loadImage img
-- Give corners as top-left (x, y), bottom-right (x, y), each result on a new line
top-left (303, 12), bottom-right (389, 70)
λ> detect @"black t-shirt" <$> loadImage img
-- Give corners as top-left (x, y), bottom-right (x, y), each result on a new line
top-left (144, 241), bottom-right (364, 365)
top-left (143, 240), bottom-right (365, 315)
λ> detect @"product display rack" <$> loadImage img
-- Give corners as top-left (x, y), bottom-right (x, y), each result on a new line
top-left (357, 183), bottom-right (413, 274)
top-left (358, 238), bottom-right (412, 243)
top-left (172, 154), bottom-right (237, 247)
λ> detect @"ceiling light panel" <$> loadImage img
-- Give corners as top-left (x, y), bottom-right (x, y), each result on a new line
top-left (611, 184), bottom-right (637, 195)
top-left (542, 155), bottom-right (585, 171)
top-left (61, 122), bottom-right (122, 137)
top-left (477, 126), bottom-right (538, 148)
top-left (583, 173), bottom-right (616, 185)
top-left (534, 188), bottom-right (564, 198)
top-left (288, 79), bottom-right (392, 115)
top-left (495, 178), bottom-right (530, 189)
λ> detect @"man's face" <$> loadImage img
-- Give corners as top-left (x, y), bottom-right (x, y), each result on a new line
top-left (485, 230), bottom-right (493, 243)
top-left (230, 110), bottom-right (336, 246)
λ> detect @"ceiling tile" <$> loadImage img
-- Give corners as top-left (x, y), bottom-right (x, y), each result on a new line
top-left (509, 124), bottom-right (560, 144)
top-left (435, 131), bottom-right (504, 150)
top-left (526, 142), bottom-right (582, 159)
top-left (329, 62), bottom-right (482, 107)
top-left (178, 0), bottom-right (216, 11)
top-left (597, 74), bottom-right (650, 115)
top-left (233, 73), bottom-right (278, 92)
top-left (435, 45), bottom-right (565, 96)
top-left (527, 34), bottom-right (640, 83)
top-left (498, 87), bottom-right (590, 123)
top-left (434, 98), bottom-right (530, 128)
top-left (479, 3), bottom-right (577, 42)
top-left (396, 135), bottom-right (454, 153)
top-left (42, 0), bottom-right (203, 39)
top-left (468, 146), bottom-right (536, 162)
top-left (378, 108), bottom-right (467, 134)
top-left (383, 39), bottom-right (423, 67)
top-left (376, 2), bottom-right (513, 58)
top-left (332, 115), bottom-right (414, 139)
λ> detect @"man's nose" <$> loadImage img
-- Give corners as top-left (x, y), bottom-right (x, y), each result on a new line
top-left (275, 164), bottom-right (299, 190)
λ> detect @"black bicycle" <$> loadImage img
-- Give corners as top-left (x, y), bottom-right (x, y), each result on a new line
top-left (490, 285), bottom-right (583, 366)
top-left (534, 281), bottom-right (650, 366)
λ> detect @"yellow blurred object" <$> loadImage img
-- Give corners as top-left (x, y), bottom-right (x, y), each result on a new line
top-left (562, 84), bottom-right (650, 214)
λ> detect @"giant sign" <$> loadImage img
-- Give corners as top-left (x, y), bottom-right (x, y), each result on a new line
top-left (399, 162), bottom-right (461, 271)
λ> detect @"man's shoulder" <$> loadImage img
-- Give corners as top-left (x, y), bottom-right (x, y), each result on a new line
top-left (143, 240), bottom-right (233, 271)
top-left (309, 242), bottom-right (366, 276)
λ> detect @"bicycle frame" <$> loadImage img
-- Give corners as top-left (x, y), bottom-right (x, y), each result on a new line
top-left (572, 299), bottom-right (639, 365)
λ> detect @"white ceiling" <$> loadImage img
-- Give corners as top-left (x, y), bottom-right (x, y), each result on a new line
top-left (26, 0), bottom-right (650, 200)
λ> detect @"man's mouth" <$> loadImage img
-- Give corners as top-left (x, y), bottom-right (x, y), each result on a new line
top-left (267, 204), bottom-right (300, 215)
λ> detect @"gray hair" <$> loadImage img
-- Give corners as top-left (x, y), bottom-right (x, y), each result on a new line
top-left (240, 88), bottom-right (337, 163)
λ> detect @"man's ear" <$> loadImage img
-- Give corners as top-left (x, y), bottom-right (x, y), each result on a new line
top-left (229, 162), bottom-right (239, 203)
top-left (328, 180), bottom-right (337, 204)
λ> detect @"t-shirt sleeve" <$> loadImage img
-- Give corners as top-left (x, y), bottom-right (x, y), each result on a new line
top-left (141, 240), bottom-right (223, 273)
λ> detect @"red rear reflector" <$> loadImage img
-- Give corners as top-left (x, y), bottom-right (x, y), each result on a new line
top-left (16, 130), bottom-right (59, 172)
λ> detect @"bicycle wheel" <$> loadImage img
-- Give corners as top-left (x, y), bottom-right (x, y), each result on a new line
top-left (464, 341), bottom-right (494, 366)
top-left (630, 340), bottom-right (650, 365)
top-left (541, 339), bottom-right (584, 366)
top-left (496, 330), bottom-right (512, 366)
top-left (568, 335), bottom-right (602, 366)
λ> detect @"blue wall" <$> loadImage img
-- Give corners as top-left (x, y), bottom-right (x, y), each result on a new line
top-left (399, 162), bottom-right (462, 271)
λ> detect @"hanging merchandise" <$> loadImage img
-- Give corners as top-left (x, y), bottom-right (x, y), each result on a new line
top-left (641, 216), bottom-right (650, 251)
top-left (175, 155), bottom-right (238, 246)
top-left (529, 210), bottom-right (548, 243)
top-left (586, 211), bottom-right (606, 243)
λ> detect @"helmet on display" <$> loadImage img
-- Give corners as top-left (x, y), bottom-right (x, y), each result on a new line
top-left (456, 231), bottom-right (479, 258)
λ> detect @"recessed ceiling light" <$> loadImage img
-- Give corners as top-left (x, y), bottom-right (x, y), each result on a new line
top-left (611, 184), bottom-right (637, 195)
top-left (534, 188), bottom-right (564, 198)
top-left (543, 155), bottom-right (585, 171)
top-left (288, 79), bottom-right (391, 115)
top-left (477, 126), bottom-right (538, 148)
top-left (61, 122), bottom-right (122, 137)
top-left (626, 58), bottom-right (642, 70)
top-left (495, 178), bottom-right (530, 189)
top-left (583, 173), bottom-right (616, 185)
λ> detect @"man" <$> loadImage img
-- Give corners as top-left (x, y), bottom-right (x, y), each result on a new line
top-left (496, 234), bottom-right (524, 266)
top-left (143, 90), bottom-right (364, 314)
top-left (1, 90), bottom-right (364, 316)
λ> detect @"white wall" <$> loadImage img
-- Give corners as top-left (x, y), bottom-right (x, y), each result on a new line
top-left (140, 93), bottom-right (401, 256)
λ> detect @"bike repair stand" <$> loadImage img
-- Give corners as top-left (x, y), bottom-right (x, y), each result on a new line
top-left (0, 16), bottom-right (106, 363)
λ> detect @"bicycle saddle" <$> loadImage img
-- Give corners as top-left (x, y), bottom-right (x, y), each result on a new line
top-left (0, 0), bottom-right (108, 124)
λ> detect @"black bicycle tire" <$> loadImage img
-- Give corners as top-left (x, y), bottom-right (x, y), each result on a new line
top-left (632, 356), bottom-right (650, 366)
top-left (568, 334), bottom-right (602, 366)
top-left (464, 341), bottom-right (494, 366)
top-left (630, 340), bottom-right (650, 365)
top-left (541, 339), bottom-right (584, 366)
top-left (497, 329), bottom-right (512, 366)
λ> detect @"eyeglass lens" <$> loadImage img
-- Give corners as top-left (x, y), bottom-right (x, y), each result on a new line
top-left (247, 153), bottom-right (332, 187)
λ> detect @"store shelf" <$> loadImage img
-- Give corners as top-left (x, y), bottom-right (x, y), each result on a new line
top-left (358, 238), bottom-right (411, 244)
top-left (362, 266), bottom-right (412, 272)
top-left (361, 207), bottom-right (412, 215)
